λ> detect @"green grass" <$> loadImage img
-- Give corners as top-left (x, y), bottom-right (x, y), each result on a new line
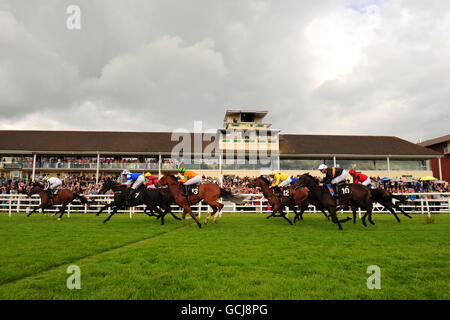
top-left (0, 212), bottom-right (448, 300)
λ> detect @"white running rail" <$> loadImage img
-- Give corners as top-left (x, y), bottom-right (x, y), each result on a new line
top-left (0, 193), bottom-right (449, 218)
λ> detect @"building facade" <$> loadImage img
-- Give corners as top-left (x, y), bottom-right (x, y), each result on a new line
top-left (0, 110), bottom-right (440, 182)
top-left (418, 134), bottom-right (450, 182)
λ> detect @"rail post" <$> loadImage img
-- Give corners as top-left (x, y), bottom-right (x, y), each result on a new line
top-left (8, 195), bottom-right (12, 217)
top-left (16, 196), bottom-right (20, 213)
top-left (425, 198), bottom-right (431, 218)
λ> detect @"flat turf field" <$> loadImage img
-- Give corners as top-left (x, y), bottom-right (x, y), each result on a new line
top-left (0, 212), bottom-right (448, 300)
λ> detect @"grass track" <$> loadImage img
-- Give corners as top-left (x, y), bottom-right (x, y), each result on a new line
top-left (0, 212), bottom-right (449, 299)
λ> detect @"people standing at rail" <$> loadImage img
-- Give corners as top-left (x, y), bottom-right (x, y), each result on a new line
top-left (121, 170), bottom-right (145, 200)
top-left (177, 167), bottom-right (201, 196)
top-left (348, 169), bottom-right (372, 188)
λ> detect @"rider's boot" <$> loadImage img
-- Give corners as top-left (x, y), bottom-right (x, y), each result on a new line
top-left (47, 189), bottom-right (54, 205)
top-left (127, 189), bottom-right (135, 202)
top-left (182, 185), bottom-right (189, 197)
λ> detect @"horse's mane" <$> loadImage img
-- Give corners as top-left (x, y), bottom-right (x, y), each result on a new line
top-left (299, 173), bottom-right (320, 186)
top-left (33, 182), bottom-right (44, 189)
top-left (259, 175), bottom-right (271, 186)
top-left (105, 178), bottom-right (119, 185)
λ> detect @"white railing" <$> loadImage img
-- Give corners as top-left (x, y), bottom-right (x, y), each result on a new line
top-left (0, 193), bottom-right (449, 218)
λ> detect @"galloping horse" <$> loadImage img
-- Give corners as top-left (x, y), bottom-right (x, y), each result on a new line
top-left (248, 176), bottom-right (330, 224)
top-left (96, 179), bottom-right (181, 225)
top-left (248, 176), bottom-right (303, 225)
top-left (294, 174), bottom-right (357, 230)
top-left (26, 183), bottom-right (89, 220)
top-left (157, 174), bottom-right (246, 228)
top-left (348, 188), bottom-right (412, 225)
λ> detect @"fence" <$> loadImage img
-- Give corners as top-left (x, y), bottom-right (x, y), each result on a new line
top-left (1, 192), bottom-right (449, 219)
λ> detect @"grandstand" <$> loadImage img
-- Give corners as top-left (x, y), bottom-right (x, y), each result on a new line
top-left (0, 110), bottom-right (440, 182)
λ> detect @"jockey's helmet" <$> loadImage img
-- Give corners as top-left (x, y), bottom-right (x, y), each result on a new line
top-left (349, 169), bottom-right (356, 175)
top-left (178, 167), bottom-right (186, 174)
top-left (318, 164), bottom-right (327, 171)
top-left (122, 169), bottom-right (130, 175)
top-left (144, 172), bottom-right (152, 177)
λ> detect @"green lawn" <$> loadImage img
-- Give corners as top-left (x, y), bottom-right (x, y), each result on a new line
top-left (0, 212), bottom-right (448, 300)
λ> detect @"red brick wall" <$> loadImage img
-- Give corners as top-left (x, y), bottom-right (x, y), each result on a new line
top-left (427, 143), bottom-right (450, 182)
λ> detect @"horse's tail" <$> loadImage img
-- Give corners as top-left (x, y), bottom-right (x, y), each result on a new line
top-left (392, 194), bottom-right (409, 204)
top-left (219, 188), bottom-right (247, 205)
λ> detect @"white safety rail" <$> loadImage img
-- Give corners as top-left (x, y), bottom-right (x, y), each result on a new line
top-left (0, 193), bottom-right (449, 218)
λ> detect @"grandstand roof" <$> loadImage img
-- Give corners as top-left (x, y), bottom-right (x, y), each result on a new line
top-left (418, 134), bottom-right (450, 147)
top-left (279, 134), bottom-right (439, 157)
top-left (0, 130), bottom-right (440, 157)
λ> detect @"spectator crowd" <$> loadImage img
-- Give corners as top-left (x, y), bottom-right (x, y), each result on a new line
top-left (0, 173), bottom-right (449, 197)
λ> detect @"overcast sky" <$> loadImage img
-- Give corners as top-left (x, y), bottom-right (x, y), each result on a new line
top-left (0, 0), bottom-right (449, 143)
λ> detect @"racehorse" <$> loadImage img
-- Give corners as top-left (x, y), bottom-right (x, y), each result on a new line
top-left (26, 182), bottom-right (89, 220)
top-left (247, 176), bottom-right (330, 223)
top-left (294, 173), bottom-right (357, 230)
top-left (348, 188), bottom-right (412, 225)
top-left (96, 179), bottom-right (181, 225)
top-left (157, 174), bottom-right (246, 228)
top-left (248, 176), bottom-right (303, 225)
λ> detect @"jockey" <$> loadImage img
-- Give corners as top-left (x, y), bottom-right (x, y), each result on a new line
top-left (42, 175), bottom-right (62, 200)
top-left (144, 172), bottom-right (159, 189)
top-left (348, 169), bottom-right (372, 188)
top-left (122, 169), bottom-right (145, 200)
top-left (269, 171), bottom-right (291, 195)
top-left (317, 164), bottom-right (349, 198)
top-left (178, 167), bottom-right (201, 196)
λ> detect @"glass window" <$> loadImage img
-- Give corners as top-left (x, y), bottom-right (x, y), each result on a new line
top-left (280, 159), bottom-right (333, 170)
top-left (335, 159), bottom-right (388, 170)
top-left (389, 159), bottom-right (430, 171)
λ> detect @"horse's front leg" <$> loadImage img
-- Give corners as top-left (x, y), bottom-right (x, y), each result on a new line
top-left (278, 206), bottom-right (293, 225)
top-left (27, 205), bottom-right (40, 217)
top-left (97, 202), bottom-right (113, 216)
top-left (103, 207), bottom-right (118, 224)
top-left (182, 205), bottom-right (201, 229)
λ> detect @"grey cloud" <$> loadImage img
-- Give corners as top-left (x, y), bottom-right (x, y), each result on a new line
top-left (0, 0), bottom-right (448, 142)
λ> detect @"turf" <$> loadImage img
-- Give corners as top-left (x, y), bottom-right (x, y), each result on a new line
top-left (0, 211), bottom-right (448, 300)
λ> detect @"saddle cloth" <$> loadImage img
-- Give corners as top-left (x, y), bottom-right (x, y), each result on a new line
top-left (185, 184), bottom-right (200, 196)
